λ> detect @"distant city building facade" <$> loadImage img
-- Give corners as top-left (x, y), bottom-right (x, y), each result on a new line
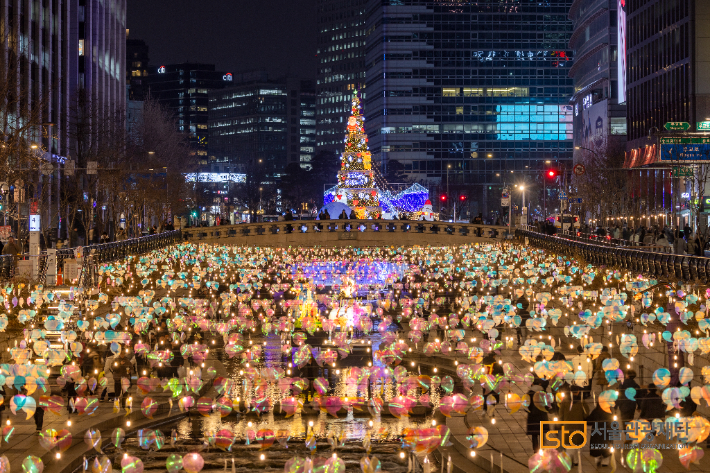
top-left (208, 74), bottom-right (316, 176)
top-left (286, 79), bottom-right (316, 169)
top-left (126, 34), bottom-right (149, 101)
top-left (363, 0), bottom-right (575, 216)
top-left (0, 0), bottom-right (126, 158)
top-left (145, 63), bottom-right (230, 163)
top-left (316, 0), bottom-right (368, 154)
top-left (569, 0), bottom-right (627, 163)
top-left (625, 0), bottom-right (710, 166)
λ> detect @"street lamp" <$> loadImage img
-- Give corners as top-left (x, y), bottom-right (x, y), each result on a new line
top-left (574, 146), bottom-right (601, 159)
top-left (259, 187), bottom-right (263, 222)
top-left (445, 164), bottom-right (451, 217)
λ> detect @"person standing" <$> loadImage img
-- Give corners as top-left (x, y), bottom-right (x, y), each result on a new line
top-left (638, 384), bottom-right (665, 420)
top-left (110, 350), bottom-right (133, 405)
top-left (674, 230), bottom-right (687, 254)
top-left (1, 236), bottom-right (20, 256)
top-left (102, 352), bottom-right (116, 401)
top-left (587, 401), bottom-right (614, 467)
top-left (559, 386), bottom-right (588, 464)
top-left (571, 346), bottom-right (593, 389)
top-left (594, 345), bottom-right (611, 390)
top-left (526, 386), bottom-right (550, 452)
top-left (515, 295), bottom-right (530, 345)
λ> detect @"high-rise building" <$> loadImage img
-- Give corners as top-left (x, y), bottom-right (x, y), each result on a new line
top-left (315, 0), bottom-right (368, 154)
top-left (286, 79), bottom-right (316, 169)
top-left (569, 0), bottom-right (627, 162)
top-left (126, 34), bottom-right (149, 101)
top-left (208, 74), bottom-right (316, 176)
top-left (0, 0), bottom-right (126, 158)
top-left (208, 76), bottom-right (287, 178)
top-left (146, 63), bottom-right (231, 163)
top-left (625, 0), bottom-right (710, 161)
top-left (363, 0), bottom-right (575, 217)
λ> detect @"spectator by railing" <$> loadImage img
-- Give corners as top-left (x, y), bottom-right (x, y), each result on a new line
top-left (559, 230), bottom-right (675, 253)
top-left (517, 228), bottom-right (708, 282)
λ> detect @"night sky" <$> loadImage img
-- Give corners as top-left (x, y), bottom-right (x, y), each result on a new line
top-left (126, 0), bottom-right (318, 79)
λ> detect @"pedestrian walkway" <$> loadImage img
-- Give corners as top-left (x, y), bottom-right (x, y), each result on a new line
top-left (407, 334), bottom-right (709, 473)
top-left (0, 353), bottom-right (227, 473)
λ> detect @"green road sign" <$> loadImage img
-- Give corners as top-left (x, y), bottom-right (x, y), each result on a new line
top-left (671, 166), bottom-right (694, 178)
top-left (698, 122), bottom-right (710, 131)
top-left (664, 122), bottom-right (691, 131)
top-left (660, 137), bottom-right (710, 144)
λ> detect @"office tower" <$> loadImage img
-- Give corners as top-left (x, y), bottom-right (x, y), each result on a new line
top-left (364, 0), bottom-right (575, 217)
top-left (126, 34), bottom-right (149, 101)
top-left (315, 0), bottom-right (368, 155)
top-left (625, 0), bottom-right (710, 161)
top-left (209, 74), bottom-right (316, 177)
top-left (0, 0), bottom-right (126, 158)
top-left (287, 79), bottom-right (316, 169)
top-left (569, 0), bottom-right (627, 162)
top-left (146, 63), bottom-right (230, 163)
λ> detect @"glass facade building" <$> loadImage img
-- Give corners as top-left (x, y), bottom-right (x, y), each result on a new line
top-left (209, 82), bottom-right (287, 178)
top-left (363, 0), bottom-right (575, 214)
top-left (316, 0), bottom-right (368, 154)
top-left (146, 63), bottom-right (229, 164)
top-left (286, 79), bottom-right (317, 169)
top-left (208, 76), bottom-right (315, 177)
top-left (569, 0), bottom-right (627, 162)
top-left (626, 0), bottom-right (710, 151)
top-left (0, 0), bottom-right (126, 157)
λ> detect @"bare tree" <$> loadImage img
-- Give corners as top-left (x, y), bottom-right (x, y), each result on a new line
top-left (663, 142), bottom-right (710, 246)
top-left (124, 99), bottom-right (194, 233)
top-left (574, 139), bottom-right (639, 227)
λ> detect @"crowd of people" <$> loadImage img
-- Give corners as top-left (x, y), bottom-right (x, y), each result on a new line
top-left (524, 347), bottom-right (688, 467)
top-left (580, 223), bottom-right (707, 255)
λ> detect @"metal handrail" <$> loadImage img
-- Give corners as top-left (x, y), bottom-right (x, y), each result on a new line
top-left (518, 229), bottom-right (706, 282)
top-left (0, 231), bottom-right (182, 284)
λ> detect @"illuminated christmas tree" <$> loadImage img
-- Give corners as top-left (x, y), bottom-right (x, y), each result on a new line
top-left (333, 91), bottom-right (381, 219)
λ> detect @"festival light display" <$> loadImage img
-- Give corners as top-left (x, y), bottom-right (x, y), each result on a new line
top-left (332, 91), bottom-right (381, 219)
top-left (325, 92), bottom-right (430, 219)
top-left (0, 241), bottom-right (707, 471)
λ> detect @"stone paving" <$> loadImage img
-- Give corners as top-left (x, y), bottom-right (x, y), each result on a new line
top-left (407, 330), bottom-right (710, 473)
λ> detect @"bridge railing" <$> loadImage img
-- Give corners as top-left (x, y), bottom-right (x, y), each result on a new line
top-left (181, 220), bottom-right (513, 242)
top-left (76, 231), bottom-right (183, 287)
top-left (518, 228), bottom-right (710, 282)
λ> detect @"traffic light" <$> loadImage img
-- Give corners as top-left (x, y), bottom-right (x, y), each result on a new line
top-left (440, 195), bottom-right (447, 202)
top-left (546, 169), bottom-right (558, 179)
top-left (459, 195), bottom-right (466, 202)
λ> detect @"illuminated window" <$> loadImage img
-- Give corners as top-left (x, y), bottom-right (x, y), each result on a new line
top-left (197, 124), bottom-right (207, 130)
top-left (456, 107), bottom-right (464, 115)
top-left (442, 88), bottom-right (459, 97)
top-left (611, 118), bottom-right (627, 135)
top-left (487, 87), bottom-right (529, 97)
top-left (79, 39), bottom-right (84, 56)
top-left (463, 88), bottom-right (484, 97)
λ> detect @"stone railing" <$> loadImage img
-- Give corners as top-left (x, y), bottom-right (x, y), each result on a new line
top-left (182, 220), bottom-right (513, 247)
